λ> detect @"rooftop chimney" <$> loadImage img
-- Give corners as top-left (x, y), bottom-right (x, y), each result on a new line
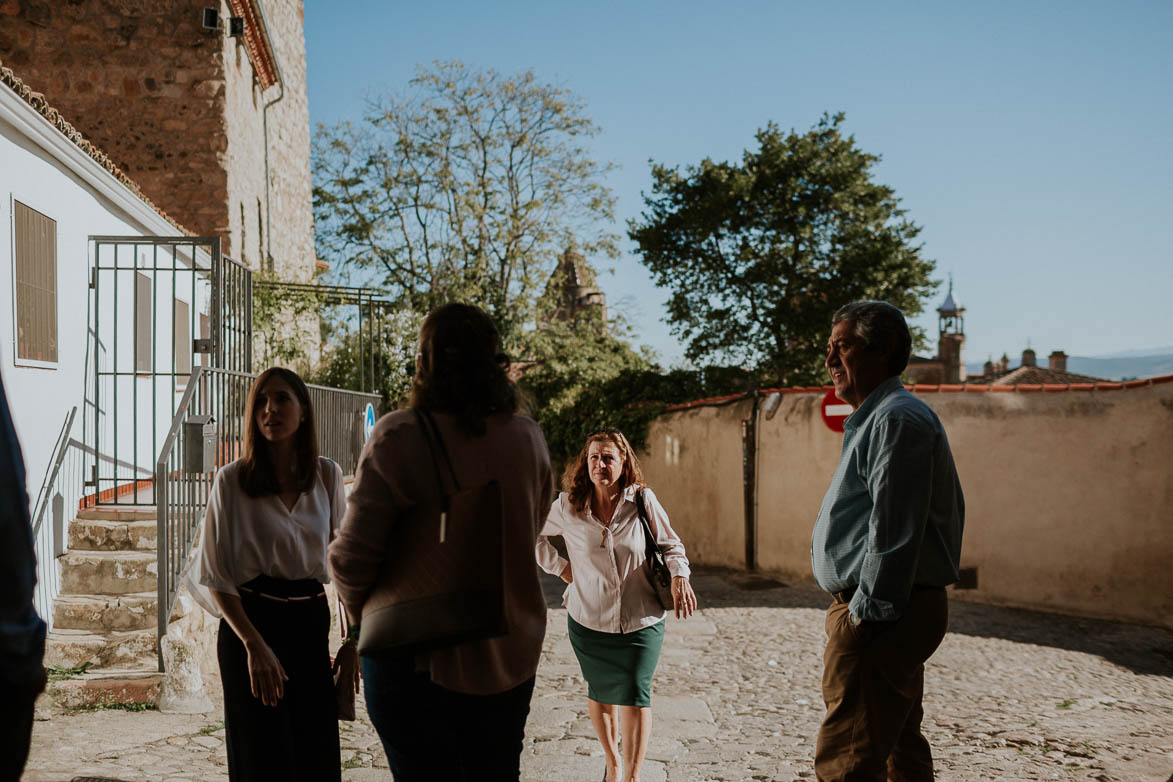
top-left (1048, 350), bottom-right (1067, 372)
top-left (1021, 348), bottom-right (1036, 368)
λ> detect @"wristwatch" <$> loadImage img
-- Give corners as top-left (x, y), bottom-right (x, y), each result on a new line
top-left (344, 623), bottom-right (361, 646)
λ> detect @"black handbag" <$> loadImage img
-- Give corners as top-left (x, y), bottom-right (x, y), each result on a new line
top-left (634, 489), bottom-right (675, 611)
top-left (356, 409), bottom-right (508, 655)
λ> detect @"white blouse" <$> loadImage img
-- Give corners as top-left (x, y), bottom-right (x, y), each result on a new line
top-left (184, 457), bottom-right (347, 617)
top-left (536, 484), bottom-right (690, 634)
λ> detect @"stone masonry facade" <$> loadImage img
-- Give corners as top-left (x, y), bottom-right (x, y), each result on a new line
top-left (0, 0), bottom-right (315, 281)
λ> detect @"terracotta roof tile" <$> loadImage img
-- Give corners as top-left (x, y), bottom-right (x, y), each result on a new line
top-left (662, 374), bottom-right (1173, 412)
top-left (989, 365), bottom-right (1107, 386)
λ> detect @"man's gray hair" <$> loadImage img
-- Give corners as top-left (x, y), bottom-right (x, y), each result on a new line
top-left (831, 301), bottom-right (912, 376)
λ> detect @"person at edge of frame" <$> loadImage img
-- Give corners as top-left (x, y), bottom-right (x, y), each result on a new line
top-left (0, 367), bottom-right (48, 782)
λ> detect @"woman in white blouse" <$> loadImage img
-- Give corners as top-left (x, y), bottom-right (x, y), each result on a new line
top-left (537, 429), bottom-right (698, 782)
top-left (185, 367), bottom-right (348, 781)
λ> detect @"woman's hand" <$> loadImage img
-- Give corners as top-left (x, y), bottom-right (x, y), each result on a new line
top-left (334, 641), bottom-right (361, 694)
top-left (560, 563), bottom-right (574, 584)
top-left (672, 576), bottom-right (698, 619)
top-left (244, 637), bottom-right (289, 706)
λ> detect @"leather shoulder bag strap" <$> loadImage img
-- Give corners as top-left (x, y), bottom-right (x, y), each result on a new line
top-left (414, 408), bottom-right (460, 542)
top-left (634, 488), bottom-right (660, 562)
top-left (413, 409), bottom-right (456, 497)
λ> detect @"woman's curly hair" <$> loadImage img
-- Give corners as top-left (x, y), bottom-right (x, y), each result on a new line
top-left (409, 303), bottom-right (518, 435)
top-left (562, 429), bottom-right (647, 512)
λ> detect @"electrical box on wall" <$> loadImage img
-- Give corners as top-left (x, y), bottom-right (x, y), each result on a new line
top-left (183, 414), bottom-right (216, 474)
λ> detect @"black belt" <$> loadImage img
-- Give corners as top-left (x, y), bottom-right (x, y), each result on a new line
top-left (832, 584), bottom-right (944, 604)
top-left (238, 575), bottom-right (325, 603)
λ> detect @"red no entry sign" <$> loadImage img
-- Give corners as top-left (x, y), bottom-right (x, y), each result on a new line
top-left (821, 389), bottom-right (853, 433)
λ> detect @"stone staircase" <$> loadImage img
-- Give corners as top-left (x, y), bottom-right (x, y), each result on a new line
top-left (44, 506), bottom-right (163, 707)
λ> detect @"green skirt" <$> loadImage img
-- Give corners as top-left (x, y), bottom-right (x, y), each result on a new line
top-left (567, 615), bottom-right (665, 707)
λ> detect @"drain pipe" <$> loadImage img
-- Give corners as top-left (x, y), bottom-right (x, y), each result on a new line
top-left (255, 0), bottom-right (285, 271)
top-left (741, 390), bottom-right (760, 570)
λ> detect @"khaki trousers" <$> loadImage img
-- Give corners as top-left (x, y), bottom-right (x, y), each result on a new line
top-left (815, 588), bottom-right (948, 782)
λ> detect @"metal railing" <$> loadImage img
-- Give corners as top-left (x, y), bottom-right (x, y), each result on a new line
top-left (88, 237), bottom-right (252, 506)
top-left (30, 407), bottom-right (82, 628)
top-left (154, 366), bottom-right (379, 669)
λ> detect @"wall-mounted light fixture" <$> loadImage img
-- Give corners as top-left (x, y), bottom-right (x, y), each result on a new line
top-left (201, 7), bottom-right (219, 30)
top-left (761, 392), bottom-right (783, 420)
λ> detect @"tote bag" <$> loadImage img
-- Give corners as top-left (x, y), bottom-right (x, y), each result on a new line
top-left (356, 409), bottom-right (507, 655)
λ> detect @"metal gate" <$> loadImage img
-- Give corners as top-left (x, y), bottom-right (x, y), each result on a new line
top-left (85, 236), bottom-right (252, 505)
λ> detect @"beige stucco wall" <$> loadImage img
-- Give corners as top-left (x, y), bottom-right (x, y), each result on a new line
top-left (643, 400), bottom-right (751, 569)
top-left (641, 382), bottom-right (1173, 629)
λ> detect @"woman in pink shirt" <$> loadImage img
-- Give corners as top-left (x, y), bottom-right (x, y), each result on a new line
top-left (329, 303), bottom-right (553, 781)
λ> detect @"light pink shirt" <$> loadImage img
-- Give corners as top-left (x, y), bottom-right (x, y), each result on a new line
top-left (536, 485), bottom-right (690, 634)
top-left (329, 410), bottom-right (553, 695)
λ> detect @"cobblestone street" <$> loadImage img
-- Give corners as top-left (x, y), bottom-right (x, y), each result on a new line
top-left (23, 569), bottom-right (1173, 781)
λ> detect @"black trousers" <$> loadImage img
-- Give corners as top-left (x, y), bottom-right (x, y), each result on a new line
top-left (218, 577), bottom-right (340, 782)
top-left (362, 652), bottom-right (535, 782)
top-left (0, 684), bottom-right (37, 782)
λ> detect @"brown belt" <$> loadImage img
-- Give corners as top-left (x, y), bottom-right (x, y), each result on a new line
top-left (238, 585), bottom-right (326, 603)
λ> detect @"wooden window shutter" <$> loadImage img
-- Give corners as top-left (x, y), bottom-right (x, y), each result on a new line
top-left (13, 201), bottom-right (58, 363)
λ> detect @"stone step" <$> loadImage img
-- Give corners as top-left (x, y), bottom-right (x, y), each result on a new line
top-left (76, 506), bottom-right (157, 522)
top-left (59, 550), bottom-right (158, 595)
top-left (69, 518), bottom-right (157, 551)
top-left (53, 592), bottom-right (156, 632)
top-left (46, 668), bottom-right (162, 709)
top-left (45, 628), bottom-right (157, 670)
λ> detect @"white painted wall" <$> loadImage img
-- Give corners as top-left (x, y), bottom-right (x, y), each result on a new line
top-left (0, 84), bottom-right (205, 625)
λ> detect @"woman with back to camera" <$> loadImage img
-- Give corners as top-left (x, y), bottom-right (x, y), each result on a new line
top-left (185, 367), bottom-right (348, 781)
top-left (537, 429), bottom-right (698, 782)
top-left (329, 303), bottom-right (553, 781)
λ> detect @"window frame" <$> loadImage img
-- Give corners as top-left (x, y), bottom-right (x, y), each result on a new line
top-left (10, 195), bottom-right (60, 370)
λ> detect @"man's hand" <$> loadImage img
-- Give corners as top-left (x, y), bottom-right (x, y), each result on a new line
top-left (560, 564), bottom-right (573, 584)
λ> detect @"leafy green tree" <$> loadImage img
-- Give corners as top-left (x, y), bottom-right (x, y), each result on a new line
top-left (518, 308), bottom-right (652, 440)
top-left (308, 309), bottom-right (422, 406)
top-left (629, 112), bottom-right (936, 386)
top-left (538, 365), bottom-right (759, 469)
top-left (252, 271), bottom-right (325, 372)
top-left (312, 60), bottom-right (618, 345)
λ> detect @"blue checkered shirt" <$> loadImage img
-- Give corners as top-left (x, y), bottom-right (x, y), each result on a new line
top-left (811, 376), bottom-right (965, 622)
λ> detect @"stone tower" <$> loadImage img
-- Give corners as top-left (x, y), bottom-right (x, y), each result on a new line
top-left (937, 278), bottom-right (966, 383)
top-left (548, 245), bottom-right (607, 325)
top-left (0, 0), bottom-right (315, 281)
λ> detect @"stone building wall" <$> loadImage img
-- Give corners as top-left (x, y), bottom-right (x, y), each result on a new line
top-left (0, 1), bottom-right (230, 241)
top-left (0, 0), bottom-right (314, 280)
top-left (252, 0), bottom-right (314, 281)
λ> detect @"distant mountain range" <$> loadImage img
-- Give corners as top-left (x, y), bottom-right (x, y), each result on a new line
top-left (967, 351), bottom-right (1173, 381)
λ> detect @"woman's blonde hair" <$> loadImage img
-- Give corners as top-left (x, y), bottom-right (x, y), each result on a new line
top-left (562, 429), bottom-right (647, 512)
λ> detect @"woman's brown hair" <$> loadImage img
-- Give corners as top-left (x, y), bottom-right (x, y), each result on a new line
top-left (562, 429), bottom-right (647, 512)
top-left (409, 302), bottom-right (518, 435)
top-left (239, 367), bottom-right (319, 497)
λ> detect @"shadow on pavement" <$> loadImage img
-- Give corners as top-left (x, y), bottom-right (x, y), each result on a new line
top-left (541, 567), bottom-right (1173, 677)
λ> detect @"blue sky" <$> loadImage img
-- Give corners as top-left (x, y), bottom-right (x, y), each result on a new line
top-left (304, 1), bottom-right (1173, 368)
